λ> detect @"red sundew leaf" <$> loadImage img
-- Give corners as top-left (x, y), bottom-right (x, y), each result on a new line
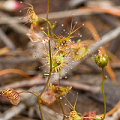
top-left (40, 91), bottom-right (56, 105)
top-left (83, 111), bottom-right (96, 120)
top-left (2, 88), bottom-right (20, 105)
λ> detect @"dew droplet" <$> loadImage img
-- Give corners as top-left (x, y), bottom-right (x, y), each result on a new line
top-left (75, 21), bottom-right (78, 24)
top-left (19, 10), bottom-right (22, 13)
top-left (61, 24), bottom-right (64, 27)
top-left (20, 1), bottom-right (23, 4)
top-left (63, 29), bottom-right (65, 32)
top-left (82, 23), bottom-right (85, 26)
top-left (60, 97), bottom-right (62, 99)
top-left (65, 76), bottom-right (67, 79)
top-left (80, 35), bottom-right (82, 37)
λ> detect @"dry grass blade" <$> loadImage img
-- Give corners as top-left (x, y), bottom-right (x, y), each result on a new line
top-left (0, 69), bottom-right (31, 79)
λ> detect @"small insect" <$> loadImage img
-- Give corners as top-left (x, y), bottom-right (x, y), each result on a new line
top-left (2, 88), bottom-right (20, 105)
top-left (25, 3), bottom-right (39, 27)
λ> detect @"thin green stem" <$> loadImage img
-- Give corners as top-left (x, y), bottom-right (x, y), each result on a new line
top-left (37, 41), bottom-right (52, 120)
top-left (59, 98), bottom-right (65, 120)
top-left (46, 0), bottom-right (49, 36)
top-left (38, 97), bottom-right (44, 120)
top-left (58, 72), bottom-right (65, 120)
top-left (58, 72), bottom-right (61, 85)
top-left (18, 91), bottom-right (38, 97)
top-left (37, 1), bottom-right (51, 120)
top-left (49, 40), bottom-right (52, 72)
top-left (102, 67), bottom-right (106, 120)
top-left (39, 70), bottom-right (52, 97)
top-left (83, 117), bottom-right (101, 120)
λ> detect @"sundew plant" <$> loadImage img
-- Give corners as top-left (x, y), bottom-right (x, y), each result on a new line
top-left (0, 0), bottom-right (109, 120)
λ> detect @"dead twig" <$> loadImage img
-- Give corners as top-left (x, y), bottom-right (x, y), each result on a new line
top-left (0, 11), bottom-right (28, 35)
top-left (0, 103), bottom-right (26, 120)
top-left (0, 69), bottom-right (31, 79)
top-left (112, 106), bottom-right (120, 120)
top-left (0, 28), bottom-right (16, 50)
top-left (0, 6), bottom-right (120, 25)
top-left (0, 57), bottom-right (38, 64)
top-left (0, 75), bottom-right (100, 93)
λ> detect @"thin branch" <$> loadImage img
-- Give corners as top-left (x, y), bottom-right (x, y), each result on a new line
top-left (0, 11), bottom-right (29, 35)
top-left (0, 28), bottom-right (16, 50)
top-left (0, 6), bottom-right (120, 25)
top-left (0, 75), bottom-right (100, 93)
top-left (0, 104), bottom-right (26, 120)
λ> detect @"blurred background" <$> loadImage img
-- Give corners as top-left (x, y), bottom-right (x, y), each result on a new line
top-left (0, 0), bottom-right (120, 120)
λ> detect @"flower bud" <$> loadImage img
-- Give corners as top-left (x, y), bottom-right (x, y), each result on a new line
top-left (94, 50), bottom-right (109, 68)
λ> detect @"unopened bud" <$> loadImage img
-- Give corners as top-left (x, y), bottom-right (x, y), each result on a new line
top-left (94, 50), bottom-right (109, 68)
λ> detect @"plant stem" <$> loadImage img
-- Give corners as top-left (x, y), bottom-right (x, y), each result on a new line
top-left (58, 72), bottom-right (61, 85)
top-left (83, 117), bottom-right (101, 120)
top-left (40, 70), bottom-right (52, 97)
top-left (59, 98), bottom-right (65, 120)
top-left (102, 67), bottom-right (106, 120)
top-left (58, 72), bottom-right (65, 120)
top-left (38, 97), bottom-right (44, 120)
top-left (37, 0), bottom-right (52, 120)
top-left (46, 0), bottom-right (49, 36)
